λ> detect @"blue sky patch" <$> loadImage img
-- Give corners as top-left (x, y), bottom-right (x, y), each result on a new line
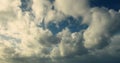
top-left (47, 16), bottom-right (88, 35)
top-left (90, 0), bottom-right (120, 11)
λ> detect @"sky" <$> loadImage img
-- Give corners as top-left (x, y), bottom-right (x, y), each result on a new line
top-left (0, 0), bottom-right (120, 63)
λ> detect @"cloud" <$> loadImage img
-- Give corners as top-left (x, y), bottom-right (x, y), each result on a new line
top-left (0, 0), bottom-right (120, 63)
top-left (83, 7), bottom-right (120, 49)
top-left (56, 28), bottom-right (87, 57)
top-left (32, 0), bottom-right (66, 26)
top-left (54, 0), bottom-right (90, 17)
top-left (32, 0), bottom-right (90, 26)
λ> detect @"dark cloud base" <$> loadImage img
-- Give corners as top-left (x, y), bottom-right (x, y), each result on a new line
top-left (9, 54), bottom-right (120, 63)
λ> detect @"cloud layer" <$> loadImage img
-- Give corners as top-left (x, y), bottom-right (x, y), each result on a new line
top-left (0, 0), bottom-right (120, 63)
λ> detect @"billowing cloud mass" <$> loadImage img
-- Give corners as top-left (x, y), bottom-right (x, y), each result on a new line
top-left (84, 8), bottom-right (120, 49)
top-left (0, 0), bottom-right (120, 63)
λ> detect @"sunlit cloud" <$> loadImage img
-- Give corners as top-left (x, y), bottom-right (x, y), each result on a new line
top-left (0, 0), bottom-right (120, 63)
